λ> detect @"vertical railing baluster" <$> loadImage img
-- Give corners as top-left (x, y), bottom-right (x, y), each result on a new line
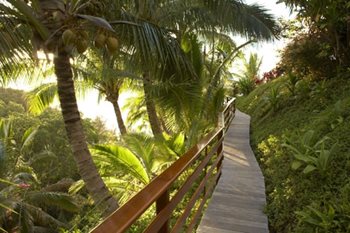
top-left (216, 130), bottom-right (224, 184)
top-left (203, 147), bottom-right (208, 196)
top-left (156, 190), bottom-right (170, 233)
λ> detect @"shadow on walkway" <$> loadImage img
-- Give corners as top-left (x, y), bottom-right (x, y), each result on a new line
top-left (197, 110), bottom-right (269, 233)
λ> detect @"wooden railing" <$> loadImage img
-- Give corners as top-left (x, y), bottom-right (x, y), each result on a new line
top-left (91, 98), bottom-right (236, 233)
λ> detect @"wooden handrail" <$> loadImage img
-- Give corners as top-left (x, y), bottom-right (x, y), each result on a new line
top-left (91, 97), bottom-right (236, 233)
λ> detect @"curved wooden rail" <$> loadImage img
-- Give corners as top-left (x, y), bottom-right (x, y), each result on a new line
top-left (91, 98), bottom-right (236, 233)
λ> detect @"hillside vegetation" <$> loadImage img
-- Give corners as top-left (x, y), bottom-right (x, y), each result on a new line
top-left (235, 1), bottom-right (350, 231)
top-left (237, 74), bottom-right (350, 232)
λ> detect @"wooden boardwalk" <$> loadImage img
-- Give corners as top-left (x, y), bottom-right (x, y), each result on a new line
top-left (197, 110), bottom-right (269, 233)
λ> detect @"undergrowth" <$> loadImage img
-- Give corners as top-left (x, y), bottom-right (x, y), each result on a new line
top-left (237, 75), bottom-right (350, 233)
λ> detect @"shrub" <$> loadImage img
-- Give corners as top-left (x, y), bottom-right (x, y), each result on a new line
top-left (279, 33), bottom-right (337, 80)
top-left (236, 77), bottom-right (255, 95)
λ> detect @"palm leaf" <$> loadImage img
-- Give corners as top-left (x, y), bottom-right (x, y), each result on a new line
top-left (20, 126), bottom-right (39, 153)
top-left (18, 203), bottom-right (34, 233)
top-left (121, 134), bottom-right (155, 175)
top-left (0, 118), bottom-right (12, 142)
top-left (68, 180), bottom-right (85, 195)
top-left (25, 191), bottom-right (79, 212)
top-left (118, 11), bottom-right (195, 79)
top-left (0, 178), bottom-right (16, 186)
top-left (26, 83), bottom-right (58, 115)
top-left (29, 150), bottom-right (57, 166)
top-left (23, 203), bottom-right (67, 229)
top-left (92, 144), bottom-right (150, 184)
top-left (7, 0), bottom-right (49, 40)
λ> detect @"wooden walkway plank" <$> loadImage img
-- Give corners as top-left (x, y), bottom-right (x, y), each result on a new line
top-left (197, 110), bottom-right (269, 233)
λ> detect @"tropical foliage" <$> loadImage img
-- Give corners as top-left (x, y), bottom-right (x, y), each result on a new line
top-left (0, 0), bottom-right (279, 231)
top-left (236, 2), bottom-right (350, 231)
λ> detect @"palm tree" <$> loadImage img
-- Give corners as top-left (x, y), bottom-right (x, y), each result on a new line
top-left (116, 0), bottom-right (279, 137)
top-left (234, 52), bottom-right (263, 95)
top-left (25, 55), bottom-right (132, 136)
top-left (0, 0), bottom-right (202, 215)
top-left (0, 0), bottom-right (120, 215)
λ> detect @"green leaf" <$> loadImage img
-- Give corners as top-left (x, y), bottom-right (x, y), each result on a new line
top-left (29, 150), bottom-right (57, 165)
top-left (303, 165), bottom-right (316, 174)
top-left (0, 178), bottom-right (17, 186)
top-left (302, 130), bottom-right (315, 146)
top-left (328, 206), bottom-right (335, 219)
top-left (7, 0), bottom-right (49, 40)
top-left (26, 83), bottom-right (58, 115)
top-left (0, 202), bottom-right (18, 214)
top-left (296, 210), bottom-right (322, 226)
top-left (293, 152), bottom-right (315, 163)
top-left (291, 160), bottom-right (302, 170)
top-left (23, 203), bottom-right (67, 228)
top-left (25, 191), bottom-right (79, 212)
top-left (19, 204), bottom-right (34, 233)
top-left (92, 144), bottom-right (150, 184)
top-left (68, 180), bottom-right (85, 195)
top-left (181, 35), bottom-right (192, 53)
top-left (21, 126), bottom-right (39, 152)
top-left (76, 14), bottom-right (114, 31)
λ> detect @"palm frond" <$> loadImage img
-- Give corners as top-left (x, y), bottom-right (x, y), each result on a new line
top-left (26, 83), bottom-right (58, 114)
top-left (121, 134), bottom-right (155, 175)
top-left (170, 0), bottom-right (279, 41)
top-left (18, 203), bottom-right (34, 233)
top-left (206, 0), bottom-right (279, 40)
top-left (118, 11), bottom-right (196, 79)
top-left (6, 0), bottom-right (49, 40)
top-left (23, 203), bottom-right (67, 229)
top-left (68, 180), bottom-right (85, 195)
top-left (20, 126), bottom-right (39, 153)
top-left (92, 144), bottom-right (150, 184)
top-left (29, 150), bottom-right (57, 166)
top-left (25, 191), bottom-right (79, 213)
top-left (123, 94), bottom-right (149, 129)
top-left (0, 119), bottom-right (12, 142)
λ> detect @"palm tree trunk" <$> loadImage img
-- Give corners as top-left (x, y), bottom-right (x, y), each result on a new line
top-left (142, 74), bottom-right (163, 137)
top-left (54, 50), bottom-right (118, 216)
top-left (108, 95), bottom-right (127, 135)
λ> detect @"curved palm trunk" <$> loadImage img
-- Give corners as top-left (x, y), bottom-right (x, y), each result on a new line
top-left (107, 94), bottom-right (127, 135)
top-left (54, 50), bottom-right (118, 216)
top-left (142, 74), bottom-right (163, 137)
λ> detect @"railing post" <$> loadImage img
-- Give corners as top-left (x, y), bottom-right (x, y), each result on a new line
top-left (218, 111), bottom-right (224, 129)
top-left (203, 147), bottom-right (208, 196)
top-left (156, 190), bottom-right (170, 233)
top-left (216, 130), bottom-right (224, 184)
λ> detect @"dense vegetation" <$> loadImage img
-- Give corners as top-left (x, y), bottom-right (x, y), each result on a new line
top-left (238, 75), bottom-right (350, 233)
top-left (237, 1), bottom-right (350, 232)
top-left (0, 0), bottom-right (279, 232)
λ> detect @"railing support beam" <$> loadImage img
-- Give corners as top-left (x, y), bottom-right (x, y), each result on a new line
top-left (156, 190), bottom-right (170, 233)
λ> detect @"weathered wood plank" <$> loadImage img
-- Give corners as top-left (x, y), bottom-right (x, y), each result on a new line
top-left (197, 110), bottom-right (269, 233)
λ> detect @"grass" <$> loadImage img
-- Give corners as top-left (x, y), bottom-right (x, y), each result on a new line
top-left (237, 75), bottom-right (350, 233)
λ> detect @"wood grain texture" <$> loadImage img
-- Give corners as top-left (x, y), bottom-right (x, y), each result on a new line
top-left (197, 110), bottom-right (269, 233)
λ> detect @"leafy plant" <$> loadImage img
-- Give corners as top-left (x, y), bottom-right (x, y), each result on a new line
top-left (296, 205), bottom-right (335, 232)
top-left (0, 175), bottom-right (79, 232)
top-left (283, 130), bottom-right (337, 175)
top-left (285, 72), bottom-right (299, 96)
top-left (265, 85), bottom-right (282, 113)
top-left (236, 77), bottom-right (256, 95)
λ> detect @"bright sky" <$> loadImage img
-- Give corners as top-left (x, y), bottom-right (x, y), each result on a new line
top-left (240, 0), bottom-right (294, 73)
